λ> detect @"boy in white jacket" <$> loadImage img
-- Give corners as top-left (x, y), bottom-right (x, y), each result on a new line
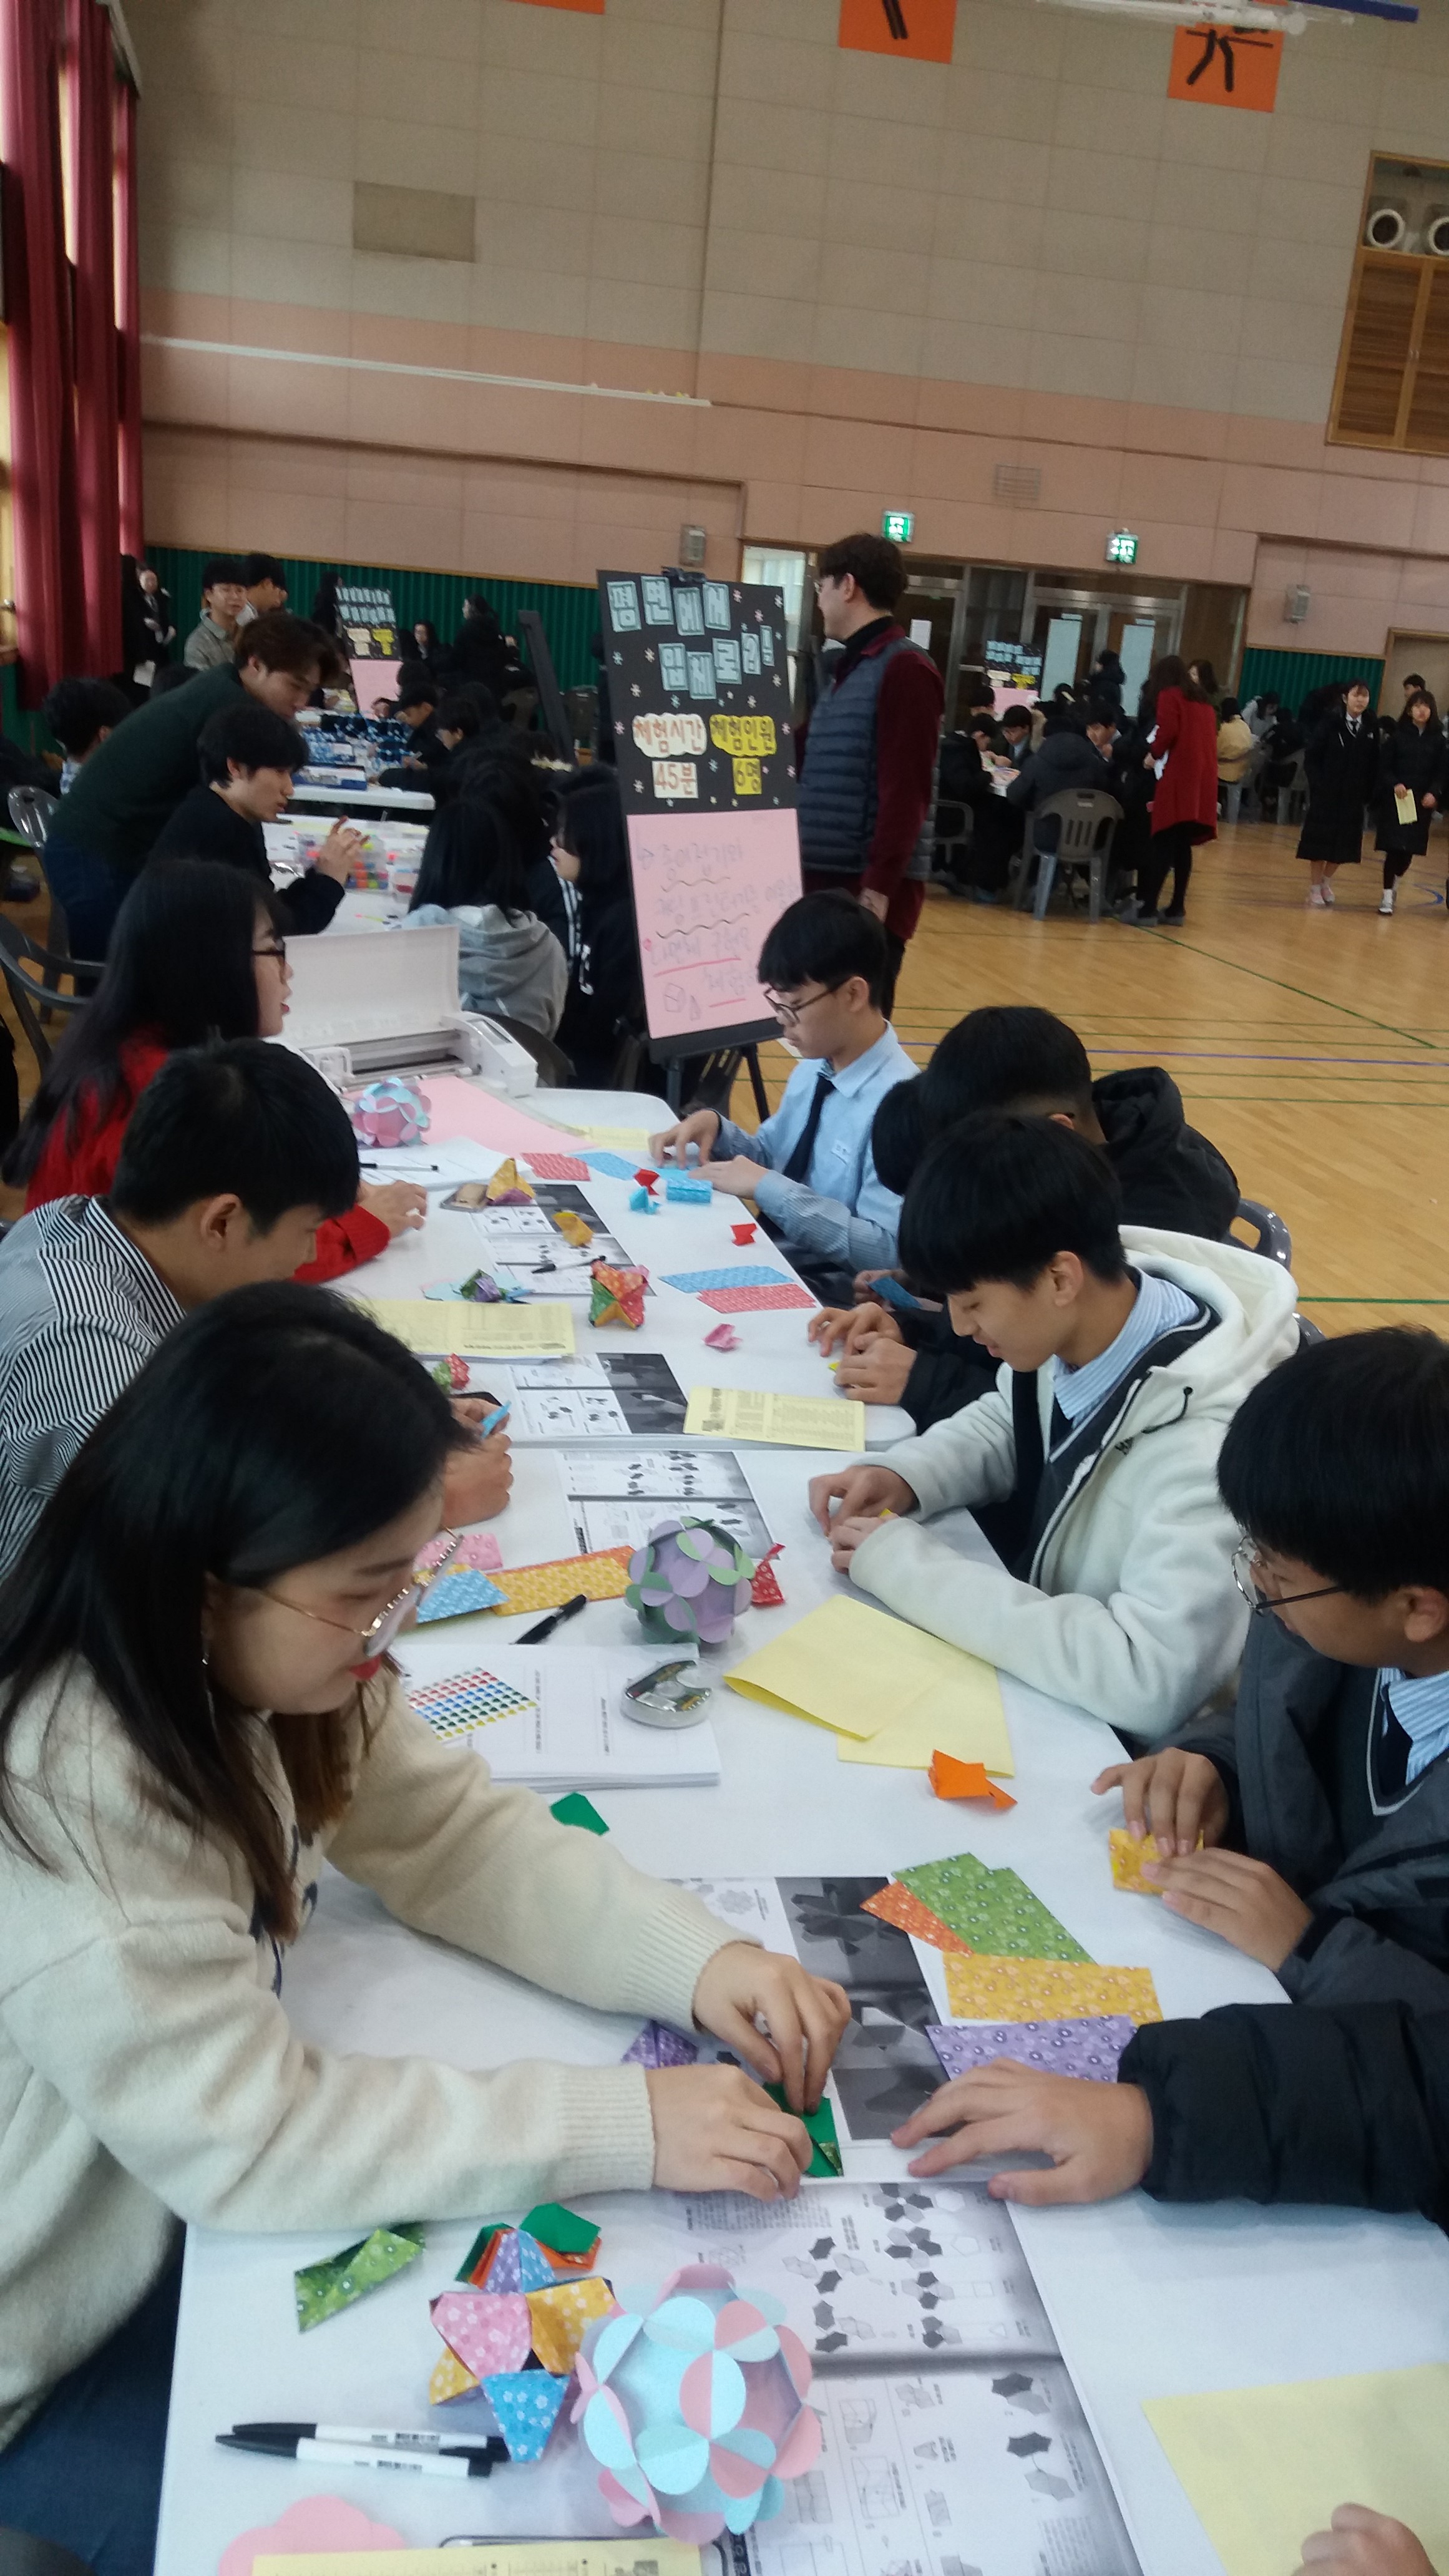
top-left (809, 1113), bottom-right (1299, 1739)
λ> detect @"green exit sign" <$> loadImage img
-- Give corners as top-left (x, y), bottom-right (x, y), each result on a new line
top-left (882, 509), bottom-right (914, 544)
top-left (1106, 529), bottom-right (1139, 565)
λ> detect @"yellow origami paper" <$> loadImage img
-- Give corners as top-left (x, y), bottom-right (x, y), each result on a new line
top-left (1109, 1826), bottom-right (1202, 1894)
top-left (944, 1954), bottom-right (1162, 2026)
top-left (525, 2276), bottom-right (616, 2374)
top-left (429, 2345), bottom-right (479, 2405)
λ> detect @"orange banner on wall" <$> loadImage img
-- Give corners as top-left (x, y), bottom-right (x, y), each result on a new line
top-left (838, 0), bottom-right (957, 64)
top-left (1168, 21), bottom-right (1282, 111)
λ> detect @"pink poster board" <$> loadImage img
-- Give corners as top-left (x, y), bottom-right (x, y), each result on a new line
top-left (350, 656), bottom-right (401, 715)
top-left (418, 1072), bottom-right (582, 1155)
top-left (627, 806), bottom-right (803, 1045)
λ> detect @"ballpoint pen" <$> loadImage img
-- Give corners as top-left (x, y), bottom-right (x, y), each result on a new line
top-left (517, 1592), bottom-right (588, 1644)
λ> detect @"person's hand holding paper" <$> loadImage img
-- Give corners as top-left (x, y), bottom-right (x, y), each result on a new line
top-left (808, 1461), bottom-right (917, 1532)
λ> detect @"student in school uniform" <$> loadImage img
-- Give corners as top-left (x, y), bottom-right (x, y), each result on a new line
top-left (650, 892), bottom-right (917, 1294)
top-left (0, 1040), bottom-right (514, 1579)
top-left (1373, 690), bottom-right (1447, 914)
top-left (41, 677), bottom-right (133, 794)
top-left (1299, 680), bottom-right (1377, 907)
top-left (809, 1112), bottom-right (1297, 1739)
top-left (812, 1006), bottom-right (1241, 1432)
top-left (0, 1287), bottom-right (849, 2576)
top-left (4, 861), bottom-right (421, 1281)
top-left (402, 793), bottom-right (567, 1037)
top-left (147, 699), bottom-right (359, 934)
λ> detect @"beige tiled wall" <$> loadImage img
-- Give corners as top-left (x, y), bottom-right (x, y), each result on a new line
top-left (131, 0), bottom-right (1449, 652)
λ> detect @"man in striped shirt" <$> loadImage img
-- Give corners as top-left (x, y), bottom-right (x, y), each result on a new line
top-left (0, 1042), bottom-right (359, 1579)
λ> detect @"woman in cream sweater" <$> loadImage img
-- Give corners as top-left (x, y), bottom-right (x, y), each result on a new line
top-left (0, 1286), bottom-right (847, 2576)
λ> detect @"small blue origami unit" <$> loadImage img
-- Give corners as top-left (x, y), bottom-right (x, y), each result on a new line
top-left (665, 1173), bottom-right (712, 1204)
top-left (573, 2263), bottom-right (821, 2539)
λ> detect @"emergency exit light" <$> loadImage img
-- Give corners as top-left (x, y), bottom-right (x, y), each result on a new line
top-left (1106, 529), bottom-right (1139, 565)
top-left (882, 510), bottom-right (914, 544)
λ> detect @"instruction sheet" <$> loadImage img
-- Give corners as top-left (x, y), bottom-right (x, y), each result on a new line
top-left (556, 1445), bottom-right (775, 1559)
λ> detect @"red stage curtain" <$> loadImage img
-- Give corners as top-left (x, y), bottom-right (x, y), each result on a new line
top-left (114, 75), bottom-right (144, 564)
top-left (1, 0), bottom-right (84, 705)
top-left (70, 0), bottom-right (123, 676)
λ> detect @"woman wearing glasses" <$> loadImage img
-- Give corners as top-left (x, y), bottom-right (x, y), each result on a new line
top-left (0, 1288), bottom-right (847, 2576)
top-left (4, 859), bottom-right (421, 1283)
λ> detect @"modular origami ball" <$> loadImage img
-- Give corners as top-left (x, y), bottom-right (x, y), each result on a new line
top-left (574, 2263), bottom-right (820, 2540)
top-left (349, 1076), bottom-right (429, 1150)
top-left (625, 1516), bottom-right (755, 1647)
top-left (589, 1260), bottom-right (649, 1330)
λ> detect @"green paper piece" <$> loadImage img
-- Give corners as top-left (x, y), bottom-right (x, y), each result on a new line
top-left (550, 1791), bottom-right (608, 1836)
top-left (898, 1852), bottom-right (1091, 1962)
top-left (456, 2220), bottom-right (509, 2285)
top-left (764, 2086), bottom-right (844, 2177)
top-left (520, 2200), bottom-right (599, 2256)
top-left (295, 2222), bottom-right (424, 2330)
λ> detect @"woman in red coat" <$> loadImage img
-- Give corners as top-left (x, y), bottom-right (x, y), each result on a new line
top-left (1126, 656), bottom-right (1219, 927)
top-left (4, 860), bottom-right (421, 1282)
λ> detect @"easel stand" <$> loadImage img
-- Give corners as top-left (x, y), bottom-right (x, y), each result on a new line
top-left (663, 1042), bottom-right (769, 1118)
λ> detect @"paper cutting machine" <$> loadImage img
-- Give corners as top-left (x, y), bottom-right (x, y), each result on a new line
top-left (275, 925), bottom-right (540, 1097)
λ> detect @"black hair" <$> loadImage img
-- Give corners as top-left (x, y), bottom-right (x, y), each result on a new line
top-left (233, 612), bottom-right (331, 682)
top-left (925, 1006), bottom-right (1093, 1123)
top-left (409, 796), bottom-right (532, 920)
top-left (239, 552), bottom-right (286, 592)
top-left (4, 861), bottom-right (285, 1187)
top-left (1218, 1329), bottom-right (1449, 1599)
top-left (1219, 697), bottom-right (1241, 722)
top-left (816, 532), bottom-right (904, 613)
top-left (756, 890), bottom-right (889, 1013)
top-left (555, 767), bottom-right (629, 904)
top-left (1001, 705), bottom-right (1033, 729)
top-left (197, 699), bottom-right (306, 784)
top-left (0, 1286), bottom-right (469, 1936)
top-left (42, 678), bottom-right (131, 758)
top-left (1404, 672), bottom-right (1427, 690)
top-left (149, 663), bottom-right (195, 700)
top-left (1403, 691), bottom-right (1440, 726)
top-left (1190, 660), bottom-right (1220, 695)
top-left (200, 556), bottom-right (241, 594)
top-left (112, 1039), bottom-right (358, 1230)
top-left (1083, 700), bottom-right (1120, 729)
top-left (412, 619), bottom-right (440, 647)
top-left (899, 1111), bottom-right (1126, 1295)
top-left (396, 672), bottom-right (441, 713)
top-left (1143, 655), bottom-right (1209, 713)
top-left (432, 691), bottom-right (484, 740)
top-left (871, 1078), bottom-right (927, 1198)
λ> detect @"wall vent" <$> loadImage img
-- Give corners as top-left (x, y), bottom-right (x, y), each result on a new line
top-left (353, 183), bottom-right (476, 263)
top-left (993, 461), bottom-right (1041, 505)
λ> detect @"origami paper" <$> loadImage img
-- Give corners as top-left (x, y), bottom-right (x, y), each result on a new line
top-left (522, 1153), bottom-right (591, 1181)
top-left (1110, 1825), bottom-right (1202, 1892)
top-left (925, 2016), bottom-right (1138, 2084)
top-left (731, 1221), bottom-right (757, 1244)
top-left (484, 2369), bottom-right (570, 2462)
top-left (943, 1955), bottom-right (1163, 2026)
top-left (430, 2345), bottom-right (481, 2405)
top-left (457, 2222), bottom-right (509, 2286)
top-left (423, 1269), bottom-right (504, 1302)
top-left (520, 2201), bottom-right (602, 2262)
top-left (349, 1076), bottom-right (429, 1151)
top-left (555, 1209), bottom-right (594, 1248)
top-left (417, 1531), bottom-right (504, 1573)
top-left (634, 1168), bottom-right (659, 1189)
top-left (431, 2288), bottom-right (533, 2381)
top-left (703, 1321), bottom-right (741, 1352)
top-left (628, 1188), bottom-right (660, 1214)
top-left (581, 1151), bottom-right (640, 1179)
top-left (861, 1881), bottom-right (972, 1954)
top-left (575, 2264), bottom-right (819, 2541)
top-left (698, 1283), bottom-right (817, 1313)
top-left (589, 1262), bottom-right (649, 1330)
top-left (763, 2084), bottom-right (842, 2175)
top-left (431, 1354), bottom-right (471, 1391)
top-left (486, 2229), bottom-right (560, 2295)
top-left (665, 1173), bottom-right (713, 1203)
top-left (406, 1666), bottom-right (535, 1737)
top-left (487, 1548), bottom-right (633, 1616)
top-left (623, 2020), bottom-right (700, 2069)
top-left (485, 1158), bottom-right (535, 1204)
top-left (897, 1853), bottom-right (1090, 1961)
top-left (663, 1267), bottom-right (794, 1294)
top-left (218, 2495), bottom-right (406, 2576)
top-left (526, 2278), bottom-right (617, 2373)
top-left (749, 1554), bottom-right (784, 1609)
top-left (728, 1595), bottom-right (1011, 1757)
top-left (550, 1790), bottom-right (609, 1835)
top-left (294, 2223), bottom-right (424, 2330)
top-left (930, 1751), bottom-right (1017, 1808)
top-left (414, 1567), bottom-right (507, 1623)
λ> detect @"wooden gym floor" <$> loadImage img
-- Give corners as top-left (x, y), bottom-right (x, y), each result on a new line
top-left (739, 817), bottom-right (1449, 1339)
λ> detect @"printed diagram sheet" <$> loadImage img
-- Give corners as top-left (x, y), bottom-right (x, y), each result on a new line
top-left (556, 1445), bottom-right (774, 1559)
top-left (454, 1182), bottom-right (638, 1300)
top-left (588, 2179), bottom-right (1141, 2576)
top-left (507, 1354), bottom-right (687, 1440)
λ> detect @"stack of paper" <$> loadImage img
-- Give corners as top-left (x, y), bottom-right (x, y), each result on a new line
top-left (400, 1647), bottom-right (721, 1789)
top-left (685, 1387), bottom-right (865, 1450)
top-left (724, 1593), bottom-right (1013, 1777)
top-left (353, 1297), bottom-right (576, 1359)
top-left (897, 1850), bottom-right (1088, 1959)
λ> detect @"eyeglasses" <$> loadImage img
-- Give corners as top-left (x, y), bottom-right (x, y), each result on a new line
top-left (1232, 1541), bottom-right (1344, 1618)
top-left (763, 980), bottom-right (844, 1028)
top-left (252, 940), bottom-right (288, 964)
top-left (259, 1534), bottom-right (461, 1656)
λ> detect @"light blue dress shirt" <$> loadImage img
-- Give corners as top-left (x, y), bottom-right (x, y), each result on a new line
top-left (714, 1023), bottom-right (917, 1274)
top-left (1379, 1667), bottom-right (1449, 1785)
top-left (1051, 1266), bottom-right (1203, 1447)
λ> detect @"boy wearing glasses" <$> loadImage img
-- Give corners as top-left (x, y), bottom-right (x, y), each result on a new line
top-left (650, 892), bottom-right (916, 1290)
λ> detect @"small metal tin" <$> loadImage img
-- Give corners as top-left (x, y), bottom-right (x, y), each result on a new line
top-left (622, 1658), bottom-right (714, 1730)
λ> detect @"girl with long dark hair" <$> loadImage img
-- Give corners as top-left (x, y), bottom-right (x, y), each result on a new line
top-left (5, 861), bottom-right (416, 1280)
top-left (1374, 690), bottom-right (1448, 915)
top-left (550, 769), bottom-right (647, 1086)
top-left (1125, 656), bottom-right (1218, 928)
top-left (0, 1288), bottom-right (844, 2574)
top-left (404, 796), bottom-right (566, 1034)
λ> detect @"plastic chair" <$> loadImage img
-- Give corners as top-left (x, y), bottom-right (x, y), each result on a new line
top-left (1014, 789), bottom-right (1123, 922)
top-left (1232, 1197), bottom-right (1293, 1267)
top-left (1273, 751), bottom-right (1308, 826)
top-left (7, 785), bottom-right (56, 852)
top-left (1295, 1315), bottom-right (1324, 1350)
top-left (0, 917), bottom-right (91, 1076)
top-left (931, 798), bottom-right (973, 882)
top-left (0, 2535), bottom-right (95, 2575)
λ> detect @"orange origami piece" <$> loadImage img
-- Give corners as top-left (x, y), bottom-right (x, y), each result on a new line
top-left (555, 1209), bottom-right (593, 1249)
top-left (930, 1752), bottom-right (1017, 1810)
top-left (861, 1881), bottom-right (972, 1954)
top-left (1109, 1825), bottom-right (1202, 1894)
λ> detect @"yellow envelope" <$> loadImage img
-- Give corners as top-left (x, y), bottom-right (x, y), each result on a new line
top-left (944, 1954), bottom-right (1160, 2023)
top-left (684, 1387), bottom-right (867, 1451)
top-left (728, 1593), bottom-right (1014, 1769)
top-left (1144, 2365), bottom-right (1449, 2576)
top-left (355, 1298), bottom-right (575, 1359)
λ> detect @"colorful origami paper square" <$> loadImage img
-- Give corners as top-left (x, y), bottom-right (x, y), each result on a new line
top-left (925, 2016), bottom-right (1136, 2084)
top-left (523, 1153), bottom-right (591, 1181)
top-left (1109, 1825), bottom-right (1201, 1892)
top-left (414, 1567), bottom-right (507, 1623)
top-left (763, 2085), bottom-right (842, 2175)
top-left (484, 2369), bottom-right (569, 2462)
top-left (861, 1881), bottom-right (972, 1954)
top-left (697, 1283), bottom-right (816, 1312)
top-left (294, 2223), bottom-right (424, 2330)
top-left (930, 1751), bottom-right (1017, 1810)
top-left (431, 2287), bottom-right (532, 2380)
top-left (520, 2202), bottom-right (602, 2261)
top-left (550, 1791), bottom-right (608, 1836)
top-left (581, 1152), bottom-right (638, 1180)
top-left (525, 2278), bottom-right (616, 2373)
top-left (943, 1955), bottom-right (1162, 2026)
top-left (622, 2020), bottom-right (700, 2069)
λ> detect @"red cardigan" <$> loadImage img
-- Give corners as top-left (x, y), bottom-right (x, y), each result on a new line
top-left (24, 1031), bottom-right (390, 1285)
top-left (1149, 688), bottom-right (1219, 844)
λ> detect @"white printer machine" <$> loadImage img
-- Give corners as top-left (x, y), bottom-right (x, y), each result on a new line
top-left (275, 925), bottom-right (540, 1099)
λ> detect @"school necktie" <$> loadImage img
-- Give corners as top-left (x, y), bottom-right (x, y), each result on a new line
top-left (783, 1071), bottom-right (834, 1182)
